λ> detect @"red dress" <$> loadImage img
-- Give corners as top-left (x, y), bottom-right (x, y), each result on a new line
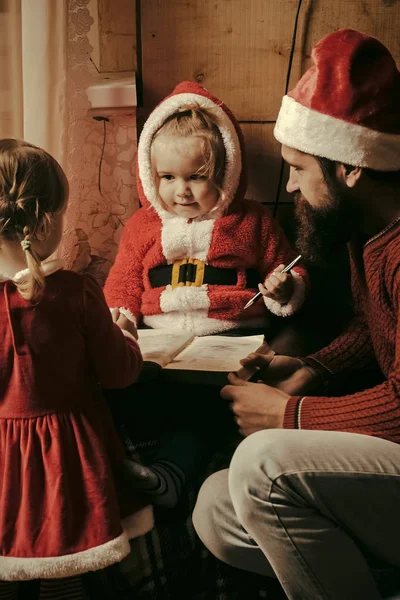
top-left (0, 261), bottom-right (153, 581)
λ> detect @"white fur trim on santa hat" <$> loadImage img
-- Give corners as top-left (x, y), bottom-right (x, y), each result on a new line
top-left (0, 531), bottom-right (130, 581)
top-left (138, 92), bottom-right (242, 217)
top-left (263, 270), bottom-right (306, 317)
top-left (274, 95), bottom-right (400, 171)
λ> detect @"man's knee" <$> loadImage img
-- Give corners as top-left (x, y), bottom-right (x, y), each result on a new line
top-left (193, 432), bottom-right (308, 553)
top-left (229, 429), bottom-right (301, 524)
top-left (193, 469), bottom-right (231, 557)
top-left (193, 467), bottom-right (276, 577)
top-left (230, 429), bottom-right (297, 484)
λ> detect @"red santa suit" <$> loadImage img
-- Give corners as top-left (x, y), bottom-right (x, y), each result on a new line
top-left (105, 82), bottom-right (308, 336)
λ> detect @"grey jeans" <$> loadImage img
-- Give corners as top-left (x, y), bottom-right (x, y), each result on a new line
top-left (192, 429), bottom-right (400, 600)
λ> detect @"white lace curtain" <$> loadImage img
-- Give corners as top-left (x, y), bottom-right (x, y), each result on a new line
top-left (1, 0), bottom-right (138, 281)
top-left (1, 0), bottom-right (68, 162)
top-left (0, 0), bottom-right (97, 268)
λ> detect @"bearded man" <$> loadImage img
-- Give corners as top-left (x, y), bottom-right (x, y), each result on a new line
top-left (193, 29), bottom-right (400, 600)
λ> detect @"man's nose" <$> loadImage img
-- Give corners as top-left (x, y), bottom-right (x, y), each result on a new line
top-left (286, 167), bottom-right (299, 193)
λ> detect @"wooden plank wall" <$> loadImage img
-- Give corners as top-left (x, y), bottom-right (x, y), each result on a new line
top-left (90, 0), bottom-right (136, 73)
top-left (94, 0), bottom-right (400, 229)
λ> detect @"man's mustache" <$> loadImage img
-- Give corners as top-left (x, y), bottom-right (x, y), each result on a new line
top-left (292, 191), bottom-right (304, 205)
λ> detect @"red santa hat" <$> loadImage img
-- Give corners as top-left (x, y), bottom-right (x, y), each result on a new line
top-left (274, 29), bottom-right (400, 171)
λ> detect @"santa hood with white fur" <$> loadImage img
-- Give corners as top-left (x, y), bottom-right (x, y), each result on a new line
top-left (137, 81), bottom-right (246, 217)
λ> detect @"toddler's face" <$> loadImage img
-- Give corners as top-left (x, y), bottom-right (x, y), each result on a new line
top-left (152, 135), bottom-right (220, 218)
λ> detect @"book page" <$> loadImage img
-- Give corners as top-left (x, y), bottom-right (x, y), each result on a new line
top-left (137, 328), bottom-right (195, 367)
top-left (164, 334), bottom-right (265, 373)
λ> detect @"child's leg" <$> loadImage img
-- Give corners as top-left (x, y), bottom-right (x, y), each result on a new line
top-left (106, 380), bottom-right (184, 508)
top-left (111, 382), bottom-right (236, 508)
top-left (120, 434), bottom-right (187, 509)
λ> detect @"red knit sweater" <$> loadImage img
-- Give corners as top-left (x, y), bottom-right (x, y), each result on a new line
top-left (284, 217), bottom-right (400, 443)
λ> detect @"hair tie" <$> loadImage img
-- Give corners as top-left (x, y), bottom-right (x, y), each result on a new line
top-left (21, 239), bottom-right (31, 251)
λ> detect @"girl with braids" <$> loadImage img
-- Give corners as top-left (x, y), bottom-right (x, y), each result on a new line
top-left (0, 139), bottom-right (152, 596)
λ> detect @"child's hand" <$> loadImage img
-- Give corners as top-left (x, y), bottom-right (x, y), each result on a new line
top-left (259, 264), bottom-right (293, 305)
top-left (111, 308), bottom-right (138, 340)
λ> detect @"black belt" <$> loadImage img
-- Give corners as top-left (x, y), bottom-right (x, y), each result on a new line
top-left (148, 259), bottom-right (259, 289)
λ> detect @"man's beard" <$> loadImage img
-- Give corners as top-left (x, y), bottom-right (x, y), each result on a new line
top-left (293, 183), bottom-right (357, 266)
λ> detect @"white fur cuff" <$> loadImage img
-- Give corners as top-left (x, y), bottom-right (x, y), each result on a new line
top-left (263, 271), bottom-right (306, 317)
top-left (109, 307), bottom-right (138, 326)
top-left (120, 307), bottom-right (138, 325)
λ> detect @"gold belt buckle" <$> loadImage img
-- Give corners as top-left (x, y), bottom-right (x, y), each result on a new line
top-left (171, 258), bottom-right (205, 289)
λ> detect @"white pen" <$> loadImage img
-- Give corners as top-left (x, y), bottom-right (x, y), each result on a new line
top-left (243, 254), bottom-right (302, 310)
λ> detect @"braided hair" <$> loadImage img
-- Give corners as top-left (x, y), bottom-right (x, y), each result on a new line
top-left (0, 139), bottom-right (68, 302)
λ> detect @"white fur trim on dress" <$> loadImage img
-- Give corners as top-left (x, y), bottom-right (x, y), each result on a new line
top-left (0, 531), bottom-right (130, 581)
top-left (138, 92), bottom-right (242, 217)
top-left (263, 271), bottom-right (306, 317)
top-left (160, 213), bottom-right (215, 262)
top-left (122, 504), bottom-right (154, 539)
top-left (0, 259), bottom-right (65, 283)
top-left (144, 312), bottom-right (268, 336)
top-left (274, 95), bottom-right (400, 171)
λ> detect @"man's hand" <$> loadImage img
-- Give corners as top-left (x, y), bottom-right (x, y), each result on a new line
top-left (239, 352), bottom-right (321, 395)
top-left (221, 373), bottom-right (290, 437)
top-left (111, 308), bottom-right (138, 340)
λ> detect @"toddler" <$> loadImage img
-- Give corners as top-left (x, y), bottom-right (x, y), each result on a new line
top-left (104, 82), bottom-right (309, 509)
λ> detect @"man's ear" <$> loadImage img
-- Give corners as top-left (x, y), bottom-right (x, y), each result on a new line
top-left (336, 163), bottom-right (362, 188)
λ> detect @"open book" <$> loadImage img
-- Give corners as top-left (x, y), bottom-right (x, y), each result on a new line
top-left (137, 328), bottom-right (265, 385)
